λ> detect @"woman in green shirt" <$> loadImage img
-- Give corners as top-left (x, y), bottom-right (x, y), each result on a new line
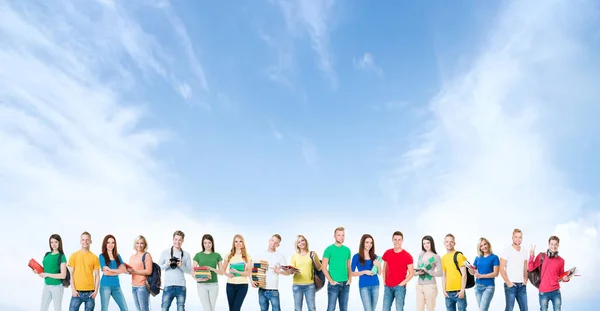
top-left (35, 234), bottom-right (67, 311)
top-left (192, 234), bottom-right (224, 311)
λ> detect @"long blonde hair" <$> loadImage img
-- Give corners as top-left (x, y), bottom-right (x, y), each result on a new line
top-left (477, 237), bottom-right (494, 257)
top-left (227, 234), bottom-right (249, 262)
top-left (295, 234), bottom-right (311, 253)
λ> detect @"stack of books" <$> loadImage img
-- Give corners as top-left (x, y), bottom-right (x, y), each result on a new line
top-left (194, 266), bottom-right (211, 281)
top-left (252, 260), bottom-right (268, 288)
top-left (229, 262), bottom-right (245, 277)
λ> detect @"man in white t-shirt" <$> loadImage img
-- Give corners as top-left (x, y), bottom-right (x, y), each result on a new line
top-left (252, 234), bottom-right (291, 311)
top-left (499, 228), bottom-right (529, 311)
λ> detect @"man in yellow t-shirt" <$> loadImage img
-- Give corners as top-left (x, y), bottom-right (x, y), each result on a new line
top-left (441, 234), bottom-right (468, 311)
top-left (68, 231), bottom-right (100, 311)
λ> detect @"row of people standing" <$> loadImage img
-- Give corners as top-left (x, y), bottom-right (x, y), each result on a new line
top-left (35, 228), bottom-right (572, 311)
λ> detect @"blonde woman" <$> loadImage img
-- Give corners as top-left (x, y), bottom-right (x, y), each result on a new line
top-left (469, 237), bottom-right (500, 311)
top-left (126, 236), bottom-right (153, 311)
top-left (221, 234), bottom-right (253, 311)
top-left (291, 235), bottom-right (322, 311)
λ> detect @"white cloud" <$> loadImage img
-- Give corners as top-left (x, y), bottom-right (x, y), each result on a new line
top-left (272, 0), bottom-right (338, 87)
top-left (389, 0), bottom-right (600, 309)
top-left (354, 52), bottom-right (383, 77)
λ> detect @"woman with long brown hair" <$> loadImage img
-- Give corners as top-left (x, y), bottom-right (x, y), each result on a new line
top-left (98, 234), bottom-right (128, 311)
top-left (414, 235), bottom-right (442, 311)
top-left (351, 234), bottom-right (382, 311)
top-left (221, 234), bottom-right (253, 311)
top-left (35, 233), bottom-right (67, 311)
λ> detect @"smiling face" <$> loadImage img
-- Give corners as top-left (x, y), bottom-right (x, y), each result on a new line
top-left (334, 229), bottom-right (345, 244)
top-left (80, 233), bottom-right (91, 250)
top-left (423, 239), bottom-right (431, 252)
top-left (50, 238), bottom-right (59, 251)
top-left (106, 237), bottom-right (115, 252)
top-left (444, 235), bottom-right (455, 251)
top-left (512, 231), bottom-right (523, 246)
top-left (203, 238), bottom-right (213, 252)
top-left (364, 237), bottom-right (373, 251)
top-left (268, 236), bottom-right (281, 251)
top-left (234, 237), bottom-right (244, 251)
top-left (549, 239), bottom-right (559, 253)
top-left (297, 236), bottom-right (307, 250)
top-left (135, 238), bottom-right (146, 252)
top-left (392, 234), bottom-right (403, 249)
top-left (173, 234), bottom-right (183, 249)
top-left (479, 239), bottom-right (490, 255)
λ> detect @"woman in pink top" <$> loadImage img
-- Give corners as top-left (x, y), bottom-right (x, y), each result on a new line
top-left (127, 235), bottom-right (153, 311)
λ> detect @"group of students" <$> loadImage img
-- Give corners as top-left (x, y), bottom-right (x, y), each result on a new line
top-left (34, 228), bottom-right (572, 311)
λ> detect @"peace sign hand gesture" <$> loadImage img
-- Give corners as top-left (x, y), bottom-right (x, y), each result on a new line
top-left (529, 244), bottom-right (536, 257)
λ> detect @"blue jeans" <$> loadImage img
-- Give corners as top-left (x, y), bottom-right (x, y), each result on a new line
top-left (539, 289), bottom-right (561, 311)
top-left (258, 289), bottom-right (280, 311)
top-left (132, 286), bottom-right (150, 311)
top-left (100, 286), bottom-right (128, 311)
top-left (327, 281), bottom-right (350, 311)
top-left (445, 291), bottom-right (467, 311)
top-left (504, 283), bottom-right (528, 311)
top-left (359, 285), bottom-right (380, 311)
top-left (161, 285), bottom-right (186, 311)
top-left (69, 290), bottom-right (95, 311)
top-left (475, 284), bottom-right (495, 311)
top-left (292, 284), bottom-right (316, 311)
top-left (383, 285), bottom-right (406, 311)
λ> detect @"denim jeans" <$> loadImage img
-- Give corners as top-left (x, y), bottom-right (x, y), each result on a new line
top-left (132, 286), bottom-right (150, 311)
top-left (226, 283), bottom-right (248, 311)
top-left (327, 281), bottom-right (350, 311)
top-left (475, 284), bottom-right (495, 311)
top-left (539, 289), bottom-right (561, 311)
top-left (100, 286), bottom-right (128, 311)
top-left (383, 285), bottom-right (406, 311)
top-left (359, 285), bottom-right (379, 311)
top-left (292, 284), bottom-right (316, 311)
top-left (69, 290), bottom-right (95, 311)
top-left (504, 283), bottom-right (528, 311)
top-left (197, 282), bottom-right (219, 311)
top-left (161, 285), bottom-right (186, 311)
top-left (40, 284), bottom-right (64, 311)
top-left (258, 289), bottom-right (280, 311)
top-left (444, 291), bottom-right (467, 311)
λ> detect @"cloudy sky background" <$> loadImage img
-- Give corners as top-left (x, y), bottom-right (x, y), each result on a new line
top-left (1, 0), bottom-right (599, 310)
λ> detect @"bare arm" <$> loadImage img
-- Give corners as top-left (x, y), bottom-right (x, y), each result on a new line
top-left (441, 268), bottom-right (447, 297)
top-left (94, 269), bottom-right (100, 293)
top-left (45, 262), bottom-right (67, 279)
top-left (522, 259), bottom-right (528, 285)
top-left (401, 264), bottom-right (414, 285)
top-left (460, 265), bottom-right (467, 291)
top-left (347, 259), bottom-right (353, 284)
top-left (312, 252), bottom-right (322, 270)
top-left (321, 258), bottom-right (334, 283)
top-left (499, 258), bottom-right (511, 284)
top-left (478, 266), bottom-right (500, 278)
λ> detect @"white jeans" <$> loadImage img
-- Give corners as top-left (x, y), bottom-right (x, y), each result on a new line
top-left (40, 284), bottom-right (64, 311)
top-left (196, 282), bottom-right (219, 311)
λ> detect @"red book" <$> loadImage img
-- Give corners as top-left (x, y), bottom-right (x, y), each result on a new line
top-left (29, 258), bottom-right (44, 274)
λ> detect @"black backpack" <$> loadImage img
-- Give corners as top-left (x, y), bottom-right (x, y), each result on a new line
top-left (142, 252), bottom-right (162, 297)
top-left (527, 253), bottom-right (545, 288)
top-left (453, 251), bottom-right (475, 289)
top-left (44, 252), bottom-right (71, 288)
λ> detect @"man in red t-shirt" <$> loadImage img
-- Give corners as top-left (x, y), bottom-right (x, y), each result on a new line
top-left (381, 231), bottom-right (414, 311)
top-left (528, 235), bottom-right (572, 311)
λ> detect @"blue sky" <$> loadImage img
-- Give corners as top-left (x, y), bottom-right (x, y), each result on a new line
top-left (1, 0), bottom-right (599, 310)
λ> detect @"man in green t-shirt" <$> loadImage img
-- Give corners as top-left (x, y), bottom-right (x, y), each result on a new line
top-left (322, 227), bottom-right (352, 311)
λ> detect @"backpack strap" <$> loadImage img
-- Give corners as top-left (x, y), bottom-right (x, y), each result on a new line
top-left (453, 251), bottom-right (463, 275)
top-left (142, 252), bottom-right (147, 270)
